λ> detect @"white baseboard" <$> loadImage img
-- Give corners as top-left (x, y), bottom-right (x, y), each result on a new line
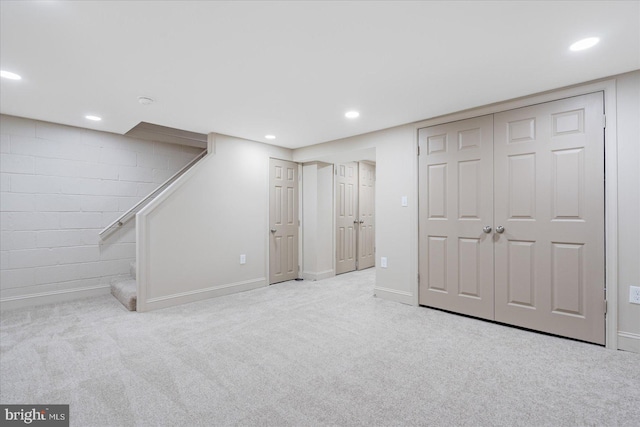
top-left (617, 331), bottom-right (640, 353)
top-left (139, 277), bottom-right (266, 312)
top-left (0, 285), bottom-right (110, 311)
top-left (301, 269), bottom-right (334, 281)
top-left (374, 286), bottom-right (413, 305)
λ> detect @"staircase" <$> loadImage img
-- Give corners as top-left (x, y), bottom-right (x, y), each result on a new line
top-left (111, 262), bottom-right (137, 311)
top-left (100, 142), bottom-right (208, 312)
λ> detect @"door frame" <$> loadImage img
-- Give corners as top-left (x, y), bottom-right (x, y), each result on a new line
top-left (413, 78), bottom-right (618, 349)
top-left (267, 157), bottom-right (301, 284)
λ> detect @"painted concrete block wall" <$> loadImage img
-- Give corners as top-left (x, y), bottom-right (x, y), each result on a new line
top-left (136, 134), bottom-right (292, 311)
top-left (0, 115), bottom-right (202, 308)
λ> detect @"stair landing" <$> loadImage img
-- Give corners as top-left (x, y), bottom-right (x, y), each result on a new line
top-left (111, 279), bottom-right (137, 311)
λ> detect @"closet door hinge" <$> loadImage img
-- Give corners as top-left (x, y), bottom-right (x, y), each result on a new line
top-left (417, 145), bottom-right (421, 156)
top-left (602, 114), bottom-right (606, 129)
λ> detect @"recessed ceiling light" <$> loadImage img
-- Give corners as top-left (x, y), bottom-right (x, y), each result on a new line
top-left (345, 111), bottom-right (360, 119)
top-left (569, 37), bottom-right (600, 51)
top-left (265, 135), bottom-right (276, 140)
top-left (1, 70), bottom-right (22, 80)
top-left (138, 96), bottom-right (155, 105)
top-left (85, 115), bottom-right (102, 121)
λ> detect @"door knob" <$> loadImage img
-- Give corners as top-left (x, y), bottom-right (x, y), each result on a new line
top-left (353, 220), bottom-right (359, 224)
top-left (270, 228), bottom-right (277, 233)
top-left (359, 220), bottom-right (364, 224)
top-left (483, 226), bottom-right (492, 233)
top-left (496, 225), bottom-right (505, 234)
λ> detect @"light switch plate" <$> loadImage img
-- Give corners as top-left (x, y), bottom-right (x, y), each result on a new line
top-left (630, 286), bottom-right (640, 304)
top-left (380, 257), bottom-right (387, 268)
top-left (401, 196), bottom-right (408, 207)
top-left (240, 254), bottom-right (246, 264)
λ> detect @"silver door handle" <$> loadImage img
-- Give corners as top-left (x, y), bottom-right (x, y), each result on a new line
top-left (359, 220), bottom-right (364, 224)
top-left (353, 220), bottom-right (359, 224)
top-left (270, 228), bottom-right (277, 233)
top-left (496, 225), bottom-right (505, 234)
top-left (483, 226), bottom-right (492, 233)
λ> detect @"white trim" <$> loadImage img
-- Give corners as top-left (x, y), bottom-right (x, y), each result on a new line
top-left (141, 278), bottom-right (267, 312)
top-left (374, 286), bottom-right (413, 305)
top-left (298, 162), bottom-right (304, 278)
top-left (412, 77), bottom-right (619, 350)
top-left (0, 285), bottom-right (110, 310)
top-left (411, 125), bottom-right (420, 306)
top-left (302, 269), bottom-right (335, 281)
top-left (617, 332), bottom-right (640, 353)
top-left (207, 132), bottom-right (216, 154)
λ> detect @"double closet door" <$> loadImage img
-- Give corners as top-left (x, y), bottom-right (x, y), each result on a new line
top-left (418, 93), bottom-right (605, 344)
top-left (336, 162), bottom-right (376, 274)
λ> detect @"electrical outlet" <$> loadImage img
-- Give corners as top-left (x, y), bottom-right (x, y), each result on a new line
top-left (380, 257), bottom-right (387, 268)
top-left (630, 286), bottom-right (640, 304)
top-left (240, 254), bottom-right (246, 265)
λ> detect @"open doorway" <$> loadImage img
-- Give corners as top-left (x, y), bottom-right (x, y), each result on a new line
top-left (300, 147), bottom-right (376, 280)
top-left (335, 161), bottom-right (376, 274)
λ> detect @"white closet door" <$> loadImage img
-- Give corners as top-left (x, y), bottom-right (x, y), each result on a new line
top-left (493, 93), bottom-right (605, 344)
top-left (418, 115), bottom-right (495, 320)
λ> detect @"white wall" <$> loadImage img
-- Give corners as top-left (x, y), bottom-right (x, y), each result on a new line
top-left (0, 115), bottom-right (202, 308)
top-left (136, 134), bottom-right (292, 311)
top-left (302, 162), bottom-right (334, 280)
top-left (615, 71), bottom-right (640, 351)
top-left (294, 125), bottom-right (417, 304)
top-left (294, 71), bottom-right (640, 353)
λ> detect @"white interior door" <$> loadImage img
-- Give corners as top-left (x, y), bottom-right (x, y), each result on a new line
top-left (336, 162), bottom-right (358, 275)
top-left (269, 158), bottom-right (298, 284)
top-left (418, 115), bottom-right (495, 320)
top-left (418, 92), bottom-right (605, 345)
top-left (493, 93), bottom-right (605, 344)
top-left (358, 162), bottom-right (375, 270)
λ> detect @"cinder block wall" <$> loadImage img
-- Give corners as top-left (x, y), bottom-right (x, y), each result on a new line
top-left (0, 115), bottom-right (203, 307)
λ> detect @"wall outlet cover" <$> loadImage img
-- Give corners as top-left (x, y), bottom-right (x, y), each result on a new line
top-left (240, 254), bottom-right (246, 264)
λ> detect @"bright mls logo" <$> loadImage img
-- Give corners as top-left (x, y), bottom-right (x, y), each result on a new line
top-left (1, 405), bottom-right (69, 426)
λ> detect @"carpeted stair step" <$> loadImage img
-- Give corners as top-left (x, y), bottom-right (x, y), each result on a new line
top-left (111, 279), bottom-right (137, 311)
top-left (130, 261), bottom-right (136, 280)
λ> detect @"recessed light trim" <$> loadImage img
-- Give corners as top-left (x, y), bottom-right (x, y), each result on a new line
top-left (1, 70), bottom-right (22, 80)
top-left (85, 115), bottom-right (102, 121)
top-left (569, 37), bottom-right (600, 51)
top-left (265, 135), bottom-right (276, 140)
top-left (345, 111), bottom-right (360, 119)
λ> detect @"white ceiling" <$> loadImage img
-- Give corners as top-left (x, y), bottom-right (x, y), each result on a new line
top-left (1, 1), bottom-right (639, 149)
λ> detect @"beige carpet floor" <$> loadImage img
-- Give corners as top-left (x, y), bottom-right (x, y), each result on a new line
top-left (1, 269), bottom-right (639, 426)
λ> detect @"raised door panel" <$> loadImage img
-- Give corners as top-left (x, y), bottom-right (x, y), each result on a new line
top-left (418, 115), bottom-right (494, 320)
top-left (269, 158), bottom-right (299, 284)
top-left (494, 93), bottom-right (605, 344)
top-left (336, 162), bottom-right (358, 274)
